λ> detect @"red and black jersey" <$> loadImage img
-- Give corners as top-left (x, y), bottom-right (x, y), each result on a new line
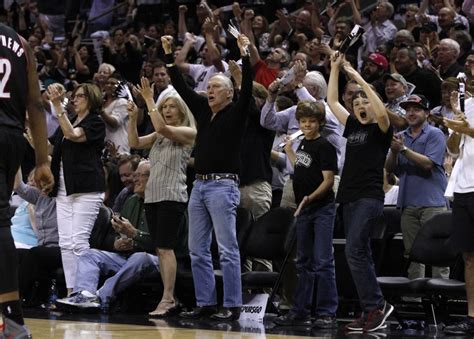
top-left (0, 23), bottom-right (28, 131)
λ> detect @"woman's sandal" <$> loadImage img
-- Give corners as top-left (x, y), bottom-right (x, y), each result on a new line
top-left (149, 300), bottom-right (177, 317)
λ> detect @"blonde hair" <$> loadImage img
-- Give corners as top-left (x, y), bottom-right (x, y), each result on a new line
top-left (158, 93), bottom-right (197, 130)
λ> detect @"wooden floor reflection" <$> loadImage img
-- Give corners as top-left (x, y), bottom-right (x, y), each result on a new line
top-left (26, 318), bottom-right (309, 339)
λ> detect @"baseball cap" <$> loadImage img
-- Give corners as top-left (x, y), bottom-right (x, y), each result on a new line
top-left (366, 53), bottom-right (389, 71)
top-left (400, 94), bottom-right (430, 110)
top-left (420, 22), bottom-right (437, 33)
top-left (383, 73), bottom-right (408, 88)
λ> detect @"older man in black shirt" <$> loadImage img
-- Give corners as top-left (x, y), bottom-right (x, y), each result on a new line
top-left (161, 34), bottom-right (251, 321)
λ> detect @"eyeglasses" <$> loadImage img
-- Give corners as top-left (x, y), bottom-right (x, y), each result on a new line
top-left (72, 93), bottom-right (86, 100)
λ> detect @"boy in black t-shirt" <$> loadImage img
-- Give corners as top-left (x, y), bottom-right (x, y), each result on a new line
top-left (273, 101), bottom-right (339, 328)
top-left (328, 53), bottom-right (394, 333)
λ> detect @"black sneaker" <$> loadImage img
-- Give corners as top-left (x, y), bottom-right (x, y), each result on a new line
top-left (444, 318), bottom-right (474, 335)
top-left (179, 306), bottom-right (217, 319)
top-left (210, 307), bottom-right (241, 321)
top-left (363, 302), bottom-right (394, 332)
top-left (273, 313), bottom-right (312, 326)
top-left (313, 315), bottom-right (337, 329)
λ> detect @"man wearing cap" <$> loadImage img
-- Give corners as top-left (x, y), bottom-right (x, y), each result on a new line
top-left (419, 22), bottom-right (439, 54)
top-left (384, 73), bottom-right (411, 130)
top-left (395, 47), bottom-right (442, 107)
top-left (385, 94), bottom-right (449, 281)
top-left (361, 53), bottom-right (389, 101)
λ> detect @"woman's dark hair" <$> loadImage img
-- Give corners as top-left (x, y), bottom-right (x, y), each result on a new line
top-left (72, 83), bottom-right (103, 114)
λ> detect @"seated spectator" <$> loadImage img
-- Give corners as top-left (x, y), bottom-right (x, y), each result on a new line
top-left (394, 47), bottom-right (442, 107)
top-left (435, 38), bottom-right (463, 79)
top-left (55, 160), bottom-right (159, 311)
top-left (113, 155), bottom-right (141, 213)
top-left (430, 77), bottom-right (459, 132)
top-left (13, 168), bottom-right (60, 306)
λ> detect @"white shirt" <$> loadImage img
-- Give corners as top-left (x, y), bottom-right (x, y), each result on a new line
top-left (188, 62), bottom-right (229, 93)
top-left (445, 97), bottom-right (474, 199)
top-left (103, 98), bottom-right (130, 154)
top-left (361, 19), bottom-right (397, 57)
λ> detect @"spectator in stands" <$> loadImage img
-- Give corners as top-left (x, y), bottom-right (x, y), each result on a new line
top-left (450, 31), bottom-right (472, 67)
top-left (113, 155), bottom-right (140, 213)
top-left (262, 62), bottom-right (345, 209)
top-left (383, 73), bottom-right (411, 130)
top-left (418, 22), bottom-right (439, 58)
top-left (48, 83), bottom-right (105, 295)
top-left (465, 51), bottom-right (474, 94)
top-left (361, 1), bottom-right (397, 57)
top-left (151, 61), bottom-right (175, 106)
top-left (175, 19), bottom-right (227, 92)
top-left (385, 94), bottom-right (449, 280)
top-left (13, 168), bottom-right (60, 306)
top-left (442, 92), bottom-right (474, 336)
top-left (162, 33), bottom-right (250, 321)
top-left (100, 73), bottom-right (130, 154)
top-left (328, 53), bottom-right (394, 332)
top-left (394, 47), bottom-right (442, 107)
top-left (55, 160), bottom-right (159, 311)
top-left (361, 53), bottom-right (389, 101)
top-left (435, 38), bottom-right (463, 79)
top-left (273, 101), bottom-right (339, 329)
top-left (342, 81), bottom-right (363, 116)
top-left (430, 77), bottom-right (459, 132)
top-left (93, 63), bottom-right (115, 92)
top-left (128, 79), bottom-right (196, 317)
top-left (102, 27), bottom-right (142, 84)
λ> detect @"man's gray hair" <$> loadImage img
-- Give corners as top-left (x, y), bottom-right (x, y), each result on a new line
top-left (441, 38), bottom-right (461, 57)
top-left (304, 71), bottom-right (328, 99)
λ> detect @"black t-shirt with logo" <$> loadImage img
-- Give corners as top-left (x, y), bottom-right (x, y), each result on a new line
top-left (293, 136), bottom-right (338, 209)
top-left (337, 115), bottom-right (393, 203)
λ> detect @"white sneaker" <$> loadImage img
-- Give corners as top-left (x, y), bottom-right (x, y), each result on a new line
top-left (56, 290), bottom-right (100, 309)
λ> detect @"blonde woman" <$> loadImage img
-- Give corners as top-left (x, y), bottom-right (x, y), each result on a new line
top-left (128, 78), bottom-right (196, 317)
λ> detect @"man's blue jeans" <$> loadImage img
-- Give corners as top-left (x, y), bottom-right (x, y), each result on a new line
top-left (188, 179), bottom-right (242, 308)
top-left (74, 249), bottom-right (159, 301)
top-left (343, 198), bottom-right (385, 312)
top-left (292, 202), bottom-right (338, 318)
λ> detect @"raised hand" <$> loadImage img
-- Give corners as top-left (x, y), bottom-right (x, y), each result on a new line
top-left (47, 84), bottom-right (63, 107)
top-left (127, 100), bottom-right (138, 119)
top-left (228, 60), bottom-right (242, 87)
top-left (139, 76), bottom-right (154, 102)
top-left (161, 35), bottom-right (174, 54)
top-left (237, 34), bottom-right (250, 56)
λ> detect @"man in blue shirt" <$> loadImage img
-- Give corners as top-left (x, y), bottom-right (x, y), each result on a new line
top-left (385, 94), bottom-right (449, 280)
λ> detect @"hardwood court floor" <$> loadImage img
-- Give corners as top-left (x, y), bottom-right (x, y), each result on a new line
top-left (23, 308), bottom-right (474, 338)
top-left (26, 318), bottom-right (311, 339)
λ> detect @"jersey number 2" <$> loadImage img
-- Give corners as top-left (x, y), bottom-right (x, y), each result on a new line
top-left (0, 59), bottom-right (12, 99)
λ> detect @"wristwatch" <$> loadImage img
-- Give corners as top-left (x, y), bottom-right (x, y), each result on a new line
top-left (400, 145), bottom-right (409, 154)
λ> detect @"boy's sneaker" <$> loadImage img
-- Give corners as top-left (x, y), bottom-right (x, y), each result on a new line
top-left (56, 290), bottom-right (100, 309)
top-left (313, 315), bottom-right (337, 329)
top-left (363, 302), bottom-right (394, 332)
top-left (3, 317), bottom-right (32, 339)
top-left (444, 318), bottom-right (474, 335)
top-left (273, 313), bottom-right (312, 326)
